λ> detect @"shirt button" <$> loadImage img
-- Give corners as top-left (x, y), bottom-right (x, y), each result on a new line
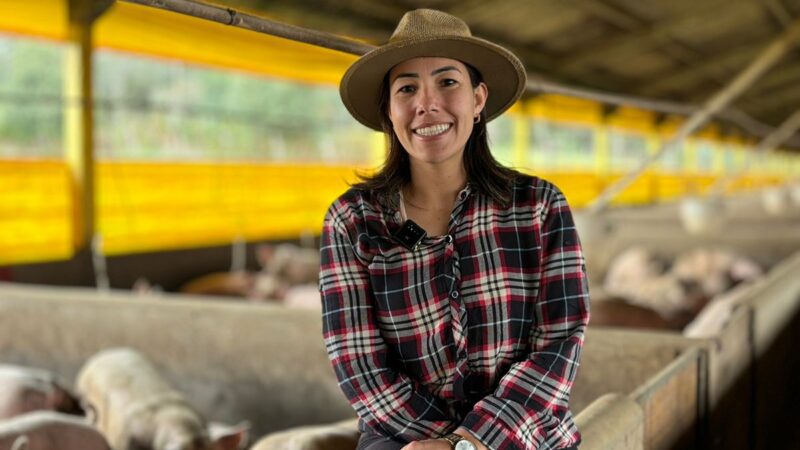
top-left (445, 235), bottom-right (453, 243)
top-left (459, 192), bottom-right (467, 200)
top-left (451, 291), bottom-right (459, 299)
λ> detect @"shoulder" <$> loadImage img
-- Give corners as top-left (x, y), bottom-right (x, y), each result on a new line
top-left (510, 174), bottom-right (568, 208)
top-left (324, 187), bottom-right (387, 233)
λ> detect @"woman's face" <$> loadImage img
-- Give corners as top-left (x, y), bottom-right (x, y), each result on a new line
top-left (387, 57), bottom-right (487, 168)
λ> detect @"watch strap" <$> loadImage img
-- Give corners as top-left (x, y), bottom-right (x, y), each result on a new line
top-left (440, 433), bottom-right (462, 448)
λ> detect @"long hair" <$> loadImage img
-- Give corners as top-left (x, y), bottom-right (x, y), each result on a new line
top-left (352, 63), bottom-right (522, 208)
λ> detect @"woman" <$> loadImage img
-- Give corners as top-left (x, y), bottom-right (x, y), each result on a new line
top-left (320, 9), bottom-right (589, 450)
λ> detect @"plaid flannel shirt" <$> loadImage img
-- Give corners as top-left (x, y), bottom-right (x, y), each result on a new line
top-left (320, 175), bottom-right (589, 450)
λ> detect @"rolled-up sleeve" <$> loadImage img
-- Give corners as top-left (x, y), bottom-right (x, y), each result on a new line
top-left (460, 186), bottom-right (590, 450)
top-left (320, 204), bottom-right (455, 442)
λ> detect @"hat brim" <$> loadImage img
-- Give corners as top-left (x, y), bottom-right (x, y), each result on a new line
top-left (340, 36), bottom-right (526, 131)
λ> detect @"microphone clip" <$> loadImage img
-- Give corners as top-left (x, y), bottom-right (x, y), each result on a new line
top-left (394, 220), bottom-right (427, 251)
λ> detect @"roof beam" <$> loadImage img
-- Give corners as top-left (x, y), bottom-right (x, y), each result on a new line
top-left (636, 42), bottom-right (765, 97)
top-left (760, 0), bottom-right (793, 28)
top-left (742, 84), bottom-right (800, 115)
top-left (564, 0), bottom-right (641, 30)
top-left (558, 2), bottom-right (723, 73)
top-left (740, 60), bottom-right (800, 97)
top-left (564, 0), bottom-right (706, 66)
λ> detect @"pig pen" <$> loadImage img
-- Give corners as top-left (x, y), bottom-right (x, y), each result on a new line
top-left (577, 195), bottom-right (800, 450)
top-left (564, 253), bottom-right (800, 450)
top-left (0, 284), bottom-right (355, 439)
top-left (0, 282), bottom-right (707, 449)
top-left (1, 198), bottom-right (799, 449)
top-left (572, 329), bottom-right (708, 450)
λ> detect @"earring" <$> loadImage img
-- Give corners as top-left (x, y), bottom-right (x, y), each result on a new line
top-left (474, 114), bottom-right (480, 124)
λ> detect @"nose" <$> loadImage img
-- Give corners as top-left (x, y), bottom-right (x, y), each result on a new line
top-left (415, 85), bottom-right (440, 116)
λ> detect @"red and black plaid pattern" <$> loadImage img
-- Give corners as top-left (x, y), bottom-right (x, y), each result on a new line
top-left (320, 175), bottom-right (589, 450)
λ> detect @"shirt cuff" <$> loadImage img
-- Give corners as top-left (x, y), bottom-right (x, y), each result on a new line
top-left (460, 407), bottom-right (518, 450)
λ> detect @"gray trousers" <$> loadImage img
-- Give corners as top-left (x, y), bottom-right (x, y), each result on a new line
top-left (356, 430), bottom-right (580, 450)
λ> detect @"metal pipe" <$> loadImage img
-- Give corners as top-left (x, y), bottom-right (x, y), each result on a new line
top-left (586, 16), bottom-right (800, 215)
top-left (122, 0), bottom-right (374, 55)
top-left (526, 75), bottom-right (696, 116)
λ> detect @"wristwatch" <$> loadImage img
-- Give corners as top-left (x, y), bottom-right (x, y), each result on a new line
top-left (441, 433), bottom-right (477, 450)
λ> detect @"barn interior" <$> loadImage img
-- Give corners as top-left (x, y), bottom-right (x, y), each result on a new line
top-left (1, 0), bottom-right (800, 449)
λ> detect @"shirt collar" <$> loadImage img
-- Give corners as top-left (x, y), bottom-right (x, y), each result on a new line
top-left (380, 183), bottom-right (473, 224)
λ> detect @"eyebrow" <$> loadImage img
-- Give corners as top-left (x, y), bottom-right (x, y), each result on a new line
top-left (392, 65), bottom-right (463, 82)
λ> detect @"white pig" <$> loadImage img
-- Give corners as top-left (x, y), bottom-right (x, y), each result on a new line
top-left (76, 348), bottom-right (247, 450)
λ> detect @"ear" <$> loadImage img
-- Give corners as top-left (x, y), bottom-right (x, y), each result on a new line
top-left (81, 399), bottom-right (99, 425)
top-left (473, 81), bottom-right (488, 117)
top-left (254, 244), bottom-right (274, 269)
top-left (209, 421), bottom-right (249, 450)
top-left (11, 435), bottom-right (29, 450)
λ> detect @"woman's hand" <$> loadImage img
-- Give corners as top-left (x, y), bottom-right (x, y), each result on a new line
top-left (400, 431), bottom-right (489, 450)
top-left (401, 439), bottom-right (452, 450)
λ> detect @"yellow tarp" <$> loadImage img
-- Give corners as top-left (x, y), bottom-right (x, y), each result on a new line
top-left (0, 0), bottom-right (67, 41)
top-left (0, 0), bottom-right (358, 86)
top-left (0, 160), bottom-right (788, 265)
top-left (0, 160), bottom-right (73, 265)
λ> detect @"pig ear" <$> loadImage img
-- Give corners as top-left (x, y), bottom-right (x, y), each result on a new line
top-left (81, 399), bottom-right (99, 425)
top-left (255, 245), bottom-right (274, 269)
top-left (209, 421), bottom-right (249, 450)
top-left (11, 435), bottom-right (29, 450)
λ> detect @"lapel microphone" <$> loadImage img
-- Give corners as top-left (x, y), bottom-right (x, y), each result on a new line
top-left (395, 189), bottom-right (427, 251)
top-left (394, 220), bottom-right (427, 251)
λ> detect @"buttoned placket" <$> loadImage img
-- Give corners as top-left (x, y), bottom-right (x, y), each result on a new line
top-left (446, 186), bottom-right (472, 402)
top-left (387, 186), bottom-right (473, 383)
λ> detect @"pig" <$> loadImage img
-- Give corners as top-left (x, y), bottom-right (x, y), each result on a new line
top-left (250, 418), bottom-right (359, 450)
top-left (670, 248), bottom-right (762, 299)
top-left (179, 243), bottom-right (321, 303)
top-left (256, 244), bottom-right (320, 286)
top-left (603, 247), bottom-right (723, 321)
top-left (179, 272), bottom-right (255, 299)
top-left (605, 270), bottom-right (704, 320)
top-left (683, 282), bottom-right (755, 338)
top-left (76, 348), bottom-right (247, 450)
top-left (0, 411), bottom-right (110, 450)
top-left (0, 365), bottom-right (83, 420)
top-left (603, 247), bottom-right (667, 295)
top-left (282, 284), bottom-right (322, 311)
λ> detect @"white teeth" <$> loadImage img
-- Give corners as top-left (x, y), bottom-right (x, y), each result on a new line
top-left (414, 123), bottom-right (451, 136)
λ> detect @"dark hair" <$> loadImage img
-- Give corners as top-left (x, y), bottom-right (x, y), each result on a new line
top-left (352, 63), bottom-right (522, 208)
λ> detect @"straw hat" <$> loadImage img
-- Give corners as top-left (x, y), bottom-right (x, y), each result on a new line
top-left (339, 9), bottom-right (527, 131)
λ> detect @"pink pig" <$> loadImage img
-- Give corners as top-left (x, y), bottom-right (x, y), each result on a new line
top-left (0, 411), bottom-right (110, 450)
top-left (0, 365), bottom-right (82, 420)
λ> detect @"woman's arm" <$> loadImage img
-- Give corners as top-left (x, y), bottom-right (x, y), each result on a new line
top-left (459, 184), bottom-right (590, 449)
top-left (320, 205), bottom-right (456, 442)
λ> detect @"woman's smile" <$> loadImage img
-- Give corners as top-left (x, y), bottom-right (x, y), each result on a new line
top-left (413, 123), bottom-right (452, 137)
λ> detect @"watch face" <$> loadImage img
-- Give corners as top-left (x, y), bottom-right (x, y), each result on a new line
top-left (455, 440), bottom-right (477, 450)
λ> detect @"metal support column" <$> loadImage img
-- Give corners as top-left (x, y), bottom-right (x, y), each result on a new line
top-left (63, 0), bottom-right (112, 253)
